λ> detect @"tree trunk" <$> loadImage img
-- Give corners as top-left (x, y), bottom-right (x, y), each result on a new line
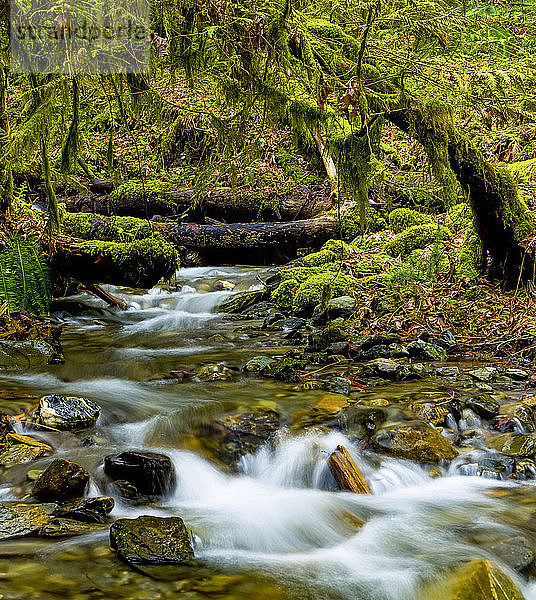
top-left (62, 184), bottom-right (333, 222)
top-left (386, 101), bottom-right (535, 286)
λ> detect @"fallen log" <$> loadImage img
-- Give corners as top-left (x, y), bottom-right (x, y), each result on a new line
top-left (328, 445), bottom-right (371, 494)
top-left (49, 237), bottom-right (179, 288)
top-left (62, 183), bottom-right (333, 223)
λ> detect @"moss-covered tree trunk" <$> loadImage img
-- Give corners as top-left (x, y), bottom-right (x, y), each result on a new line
top-left (387, 101), bottom-right (535, 287)
top-left (0, 67), bottom-right (12, 214)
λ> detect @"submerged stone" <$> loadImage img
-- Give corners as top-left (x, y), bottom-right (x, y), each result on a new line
top-left (110, 515), bottom-right (195, 565)
top-left (0, 340), bottom-right (55, 370)
top-left (104, 450), bottom-right (176, 496)
top-left (32, 459), bottom-right (90, 501)
top-left (465, 395), bottom-right (500, 420)
top-left (420, 558), bottom-right (525, 600)
top-left (468, 367), bottom-right (499, 382)
top-left (34, 395), bottom-right (100, 431)
top-left (39, 518), bottom-right (108, 538)
top-left (370, 420), bottom-right (458, 462)
top-left (406, 340), bottom-right (447, 361)
top-left (488, 433), bottom-right (536, 457)
top-left (488, 536), bottom-right (535, 572)
top-left (0, 503), bottom-right (56, 540)
top-left (194, 363), bottom-right (235, 381)
top-left (244, 356), bottom-right (277, 372)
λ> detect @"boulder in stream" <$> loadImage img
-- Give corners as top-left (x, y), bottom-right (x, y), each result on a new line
top-left (110, 515), bottom-right (195, 565)
top-left (0, 433), bottom-right (52, 467)
top-left (104, 450), bottom-right (176, 497)
top-left (32, 459), bottom-right (90, 501)
top-left (370, 420), bottom-right (459, 462)
top-left (419, 558), bottom-right (525, 600)
top-left (34, 395), bottom-right (100, 431)
top-left (54, 496), bottom-right (114, 523)
top-left (0, 340), bottom-right (55, 370)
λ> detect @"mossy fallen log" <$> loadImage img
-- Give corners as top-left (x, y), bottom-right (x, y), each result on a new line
top-left (49, 237), bottom-right (179, 288)
top-left (62, 182), bottom-right (333, 222)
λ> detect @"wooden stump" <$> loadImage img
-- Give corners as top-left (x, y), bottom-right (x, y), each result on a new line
top-left (328, 445), bottom-right (371, 494)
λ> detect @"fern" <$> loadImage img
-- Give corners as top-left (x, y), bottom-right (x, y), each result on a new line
top-left (0, 235), bottom-right (51, 315)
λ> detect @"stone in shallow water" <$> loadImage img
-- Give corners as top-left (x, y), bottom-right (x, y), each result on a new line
top-left (104, 450), bottom-right (176, 496)
top-left (0, 434), bottom-right (52, 468)
top-left (32, 459), bottom-right (90, 501)
top-left (488, 536), bottom-right (536, 572)
top-left (34, 395), bottom-right (100, 431)
top-left (468, 367), bottom-right (498, 382)
top-left (0, 503), bottom-right (56, 540)
top-left (406, 340), bottom-right (447, 361)
top-left (39, 518), bottom-right (108, 538)
top-left (419, 558), bottom-right (525, 600)
top-left (110, 516), bottom-right (195, 565)
top-left (370, 420), bottom-right (458, 462)
top-left (488, 433), bottom-right (536, 457)
top-left (0, 340), bottom-right (55, 370)
top-left (505, 368), bottom-right (529, 381)
top-left (54, 496), bottom-right (114, 524)
top-left (465, 394), bottom-right (500, 420)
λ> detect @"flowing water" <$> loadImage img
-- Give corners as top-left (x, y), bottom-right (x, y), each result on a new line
top-left (1, 267), bottom-right (536, 599)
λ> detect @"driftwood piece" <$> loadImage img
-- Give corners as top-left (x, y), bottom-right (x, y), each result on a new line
top-left (328, 445), bottom-right (371, 494)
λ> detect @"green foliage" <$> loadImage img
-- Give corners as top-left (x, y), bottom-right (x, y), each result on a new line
top-left (388, 208), bottom-right (433, 233)
top-left (388, 246), bottom-right (449, 285)
top-left (0, 236), bottom-right (51, 315)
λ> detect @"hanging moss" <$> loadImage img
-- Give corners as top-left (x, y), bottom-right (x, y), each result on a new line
top-left (445, 203), bottom-right (472, 233)
top-left (383, 223), bottom-right (452, 258)
top-left (388, 208), bottom-right (433, 233)
top-left (456, 222), bottom-right (482, 280)
top-left (63, 212), bottom-right (154, 242)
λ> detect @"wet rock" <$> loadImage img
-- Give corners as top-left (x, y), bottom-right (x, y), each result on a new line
top-left (195, 363), bottom-right (235, 381)
top-left (39, 518), bottom-right (108, 538)
top-left (265, 354), bottom-right (307, 383)
top-left (327, 296), bottom-right (356, 319)
top-left (493, 416), bottom-right (524, 434)
top-left (201, 409), bottom-right (280, 466)
top-left (341, 406), bottom-right (388, 438)
top-left (514, 459), bottom-right (536, 480)
top-left (241, 301), bottom-right (281, 320)
top-left (324, 376), bottom-right (351, 396)
top-left (34, 395), bottom-right (100, 431)
top-left (0, 434), bottom-right (52, 468)
top-left (465, 394), bottom-right (500, 420)
top-left (54, 497), bottom-right (114, 524)
top-left (104, 451), bottom-right (176, 497)
top-left (362, 358), bottom-right (403, 379)
top-left (389, 343), bottom-right (410, 358)
top-left (408, 401), bottom-right (452, 426)
top-left (505, 368), bottom-right (529, 381)
top-left (0, 502), bottom-right (56, 540)
top-left (244, 356), bottom-right (277, 373)
top-left (218, 290), bottom-right (268, 314)
top-left (419, 558), bottom-right (525, 600)
top-left (406, 340), bottom-right (447, 361)
top-left (327, 341), bottom-right (349, 356)
top-left (370, 420), bottom-right (459, 462)
top-left (32, 459), bottom-right (90, 501)
top-left (270, 317), bottom-right (306, 332)
top-left (352, 345), bottom-right (391, 361)
top-left (488, 433), bottom-right (536, 457)
top-left (468, 366), bottom-right (498, 382)
top-left (0, 340), bottom-right (55, 370)
top-left (109, 480), bottom-right (151, 505)
top-left (436, 366), bottom-right (460, 378)
top-left (488, 536), bottom-right (535, 572)
top-left (110, 515), bottom-right (195, 565)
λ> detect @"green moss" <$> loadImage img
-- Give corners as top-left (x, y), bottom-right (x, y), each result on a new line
top-left (341, 205), bottom-right (387, 241)
top-left (388, 208), bottom-right (432, 233)
top-left (78, 238), bottom-right (179, 286)
top-left (495, 166), bottom-right (535, 242)
top-left (456, 222), bottom-right (482, 280)
top-left (271, 278), bottom-right (298, 309)
top-left (302, 240), bottom-right (352, 266)
top-left (109, 181), bottom-right (176, 207)
top-left (279, 264), bottom-right (339, 283)
top-left (383, 223), bottom-right (452, 258)
top-left (445, 203), bottom-right (472, 234)
top-left (63, 212), bottom-right (154, 242)
top-left (292, 272), bottom-right (356, 311)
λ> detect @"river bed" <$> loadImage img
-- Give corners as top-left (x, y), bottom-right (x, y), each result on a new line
top-left (1, 267), bottom-right (536, 599)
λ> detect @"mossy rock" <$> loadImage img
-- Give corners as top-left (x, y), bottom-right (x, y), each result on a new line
top-left (293, 272), bottom-right (357, 312)
top-left (218, 290), bottom-right (268, 314)
top-left (110, 515), bottom-right (195, 565)
top-left (0, 434), bottom-right (52, 468)
top-left (419, 559), bottom-right (525, 600)
top-left (383, 223), bottom-right (452, 258)
top-left (488, 433), bottom-right (536, 457)
top-left (0, 503), bottom-right (56, 540)
top-left (370, 420), bottom-right (458, 462)
top-left (456, 222), bottom-right (482, 280)
top-left (0, 340), bottom-right (55, 370)
top-left (302, 240), bottom-right (353, 267)
top-left (32, 459), bottom-right (90, 501)
top-left (340, 205), bottom-right (387, 240)
top-left (388, 208), bottom-right (433, 233)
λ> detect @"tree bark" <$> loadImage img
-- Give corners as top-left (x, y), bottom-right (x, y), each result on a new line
top-left (386, 101), bottom-right (535, 286)
top-left (62, 184), bottom-right (333, 222)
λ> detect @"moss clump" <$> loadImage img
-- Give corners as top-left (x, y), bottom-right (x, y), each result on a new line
top-left (292, 272), bottom-right (356, 311)
top-left (495, 166), bottom-right (535, 242)
top-left (445, 203), bottom-right (472, 234)
top-left (63, 212), bottom-right (154, 242)
top-left (388, 208), bottom-right (432, 233)
top-left (302, 239), bottom-right (353, 266)
top-left (341, 205), bottom-right (387, 241)
top-left (383, 223), bottom-right (452, 258)
top-left (456, 222), bottom-right (482, 280)
top-left (109, 181), bottom-right (176, 207)
top-left (279, 264), bottom-right (339, 283)
top-left (271, 279), bottom-right (298, 309)
top-left (351, 255), bottom-right (388, 278)
top-left (78, 237), bottom-right (179, 287)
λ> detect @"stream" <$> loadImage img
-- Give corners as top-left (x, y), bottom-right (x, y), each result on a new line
top-left (1, 266), bottom-right (536, 599)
